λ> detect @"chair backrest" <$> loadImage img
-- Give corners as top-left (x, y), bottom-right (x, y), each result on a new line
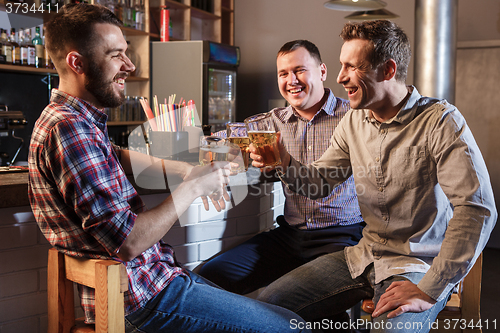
top-left (47, 248), bottom-right (128, 333)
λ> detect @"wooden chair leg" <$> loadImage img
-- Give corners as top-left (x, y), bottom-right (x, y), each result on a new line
top-left (48, 248), bottom-right (76, 333)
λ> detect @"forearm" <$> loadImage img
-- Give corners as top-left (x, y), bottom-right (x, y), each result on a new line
top-left (418, 204), bottom-right (496, 301)
top-left (279, 156), bottom-right (350, 200)
top-left (116, 181), bottom-right (199, 261)
top-left (120, 149), bottom-right (191, 178)
top-left (116, 162), bottom-right (231, 261)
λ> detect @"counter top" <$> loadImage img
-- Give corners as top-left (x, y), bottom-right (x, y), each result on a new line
top-left (0, 171), bottom-right (30, 208)
top-left (0, 167), bottom-right (266, 209)
top-left (0, 171), bottom-right (169, 209)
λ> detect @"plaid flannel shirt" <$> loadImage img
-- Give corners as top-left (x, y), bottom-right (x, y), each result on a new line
top-left (28, 89), bottom-right (186, 323)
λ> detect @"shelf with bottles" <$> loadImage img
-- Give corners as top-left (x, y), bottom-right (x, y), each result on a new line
top-left (104, 95), bottom-right (148, 126)
top-left (0, 25), bottom-right (56, 73)
top-left (148, 0), bottom-right (233, 45)
top-left (0, 62), bottom-right (56, 74)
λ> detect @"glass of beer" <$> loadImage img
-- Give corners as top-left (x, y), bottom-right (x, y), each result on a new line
top-left (244, 113), bottom-right (281, 167)
top-left (226, 122), bottom-right (250, 173)
top-left (199, 136), bottom-right (231, 165)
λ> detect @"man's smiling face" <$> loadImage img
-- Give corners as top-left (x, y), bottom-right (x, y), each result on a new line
top-left (276, 46), bottom-right (326, 113)
top-left (84, 23), bottom-right (135, 109)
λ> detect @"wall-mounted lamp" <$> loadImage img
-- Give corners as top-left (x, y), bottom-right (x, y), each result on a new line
top-left (323, 0), bottom-right (387, 11)
top-left (344, 8), bottom-right (399, 20)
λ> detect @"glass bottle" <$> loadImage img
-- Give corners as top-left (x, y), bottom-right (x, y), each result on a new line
top-left (19, 29), bottom-right (29, 66)
top-left (42, 27), bottom-right (53, 69)
top-left (25, 29), bottom-right (36, 67)
top-left (0, 29), bottom-right (4, 63)
top-left (0, 29), bottom-right (6, 64)
top-left (1, 29), bottom-right (12, 64)
top-left (134, 0), bottom-right (142, 30)
top-left (32, 26), bottom-right (44, 68)
top-left (9, 29), bottom-right (21, 66)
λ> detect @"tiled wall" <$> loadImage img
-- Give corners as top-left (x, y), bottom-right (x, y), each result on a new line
top-left (0, 182), bottom-right (284, 333)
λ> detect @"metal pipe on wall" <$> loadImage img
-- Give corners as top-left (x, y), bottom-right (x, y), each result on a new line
top-left (414, 0), bottom-right (458, 103)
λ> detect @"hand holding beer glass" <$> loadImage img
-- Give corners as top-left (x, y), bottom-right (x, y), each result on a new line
top-left (226, 122), bottom-right (250, 173)
top-left (199, 136), bottom-right (231, 165)
top-left (245, 113), bottom-right (282, 168)
top-left (199, 135), bottom-right (242, 174)
top-left (198, 135), bottom-right (232, 210)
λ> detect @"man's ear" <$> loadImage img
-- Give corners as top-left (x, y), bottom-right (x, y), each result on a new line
top-left (320, 62), bottom-right (327, 82)
top-left (383, 59), bottom-right (397, 81)
top-left (66, 51), bottom-right (85, 75)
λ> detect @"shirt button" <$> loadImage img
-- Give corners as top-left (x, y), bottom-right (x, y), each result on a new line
top-left (382, 216), bottom-right (388, 221)
top-left (375, 157), bottom-right (380, 162)
top-left (308, 145), bottom-right (312, 150)
top-left (380, 129), bottom-right (386, 134)
top-left (379, 187), bottom-right (383, 192)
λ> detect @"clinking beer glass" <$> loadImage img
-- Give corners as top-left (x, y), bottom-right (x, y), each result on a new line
top-left (226, 122), bottom-right (250, 173)
top-left (199, 135), bottom-right (241, 173)
top-left (244, 113), bottom-right (282, 167)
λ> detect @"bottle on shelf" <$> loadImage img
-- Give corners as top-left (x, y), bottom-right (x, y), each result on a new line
top-left (9, 29), bottom-right (21, 66)
top-left (32, 26), bottom-right (44, 69)
top-left (134, 0), bottom-right (144, 31)
top-left (2, 29), bottom-right (13, 64)
top-left (19, 29), bottom-right (28, 66)
top-left (0, 29), bottom-right (7, 64)
top-left (20, 28), bottom-right (36, 67)
top-left (42, 26), bottom-right (54, 69)
top-left (115, 0), bottom-right (124, 25)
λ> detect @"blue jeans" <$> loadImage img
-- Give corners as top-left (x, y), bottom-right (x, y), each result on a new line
top-left (257, 250), bottom-right (450, 333)
top-left (124, 270), bottom-right (312, 333)
top-left (198, 217), bottom-right (365, 295)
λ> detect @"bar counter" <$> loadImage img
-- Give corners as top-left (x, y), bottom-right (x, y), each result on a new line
top-left (0, 166), bottom-right (284, 331)
top-left (0, 172), bottom-right (30, 208)
top-left (0, 171), bottom-right (172, 208)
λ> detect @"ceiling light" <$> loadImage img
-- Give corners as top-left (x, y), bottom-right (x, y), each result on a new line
top-left (344, 9), bottom-right (399, 20)
top-left (323, 0), bottom-right (387, 11)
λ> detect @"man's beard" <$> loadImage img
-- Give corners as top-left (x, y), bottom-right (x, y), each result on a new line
top-left (84, 61), bottom-right (125, 108)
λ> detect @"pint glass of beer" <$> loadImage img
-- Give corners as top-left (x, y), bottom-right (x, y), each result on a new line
top-left (244, 113), bottom-right (281, 167)
top-left (199, 136), bottom-right (230, 165)
top-left (199, 136), bottom-right (240, 169)
top-left (226, 122), bottom-right (250, 173)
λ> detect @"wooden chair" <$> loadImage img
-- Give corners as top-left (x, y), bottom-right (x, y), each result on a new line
top-left (359, 253), bottom-right (483, 333)
top-left (47, 248), bottom-right (128, 333)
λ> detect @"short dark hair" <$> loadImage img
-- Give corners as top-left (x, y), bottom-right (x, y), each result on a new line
top-left (277, 40), bottom-right (323, 65)
top-left (45, 3), bottom-right (122, 71)
top-left (340, 20), bottom-right (411, 82)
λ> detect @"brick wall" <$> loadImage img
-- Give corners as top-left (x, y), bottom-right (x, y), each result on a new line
top-left (0, 182), bottom-right (284, 333)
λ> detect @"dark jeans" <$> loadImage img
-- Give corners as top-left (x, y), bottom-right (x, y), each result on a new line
top-left (125, 271), bottom-right (312, 333)
top-left (198, 216), bottom-right (365, 295)
top-left (258, 250), bottom-right (451, 333)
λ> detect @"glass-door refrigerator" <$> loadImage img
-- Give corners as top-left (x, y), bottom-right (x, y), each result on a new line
top-left (151, 41), bottom-right (240, 133)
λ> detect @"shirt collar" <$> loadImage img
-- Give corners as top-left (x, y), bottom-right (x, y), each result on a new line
top-left (282, 88), bottom-right (338, 123)
top-left (390, 85), bottom-right (421, 125)
top-left (50, 89), bottom-right (109, 129)
top-left (363, 85), bottom-right (422, 125)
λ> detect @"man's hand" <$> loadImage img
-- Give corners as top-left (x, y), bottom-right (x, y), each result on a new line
top-left (372, 281), bottom-right (436, 319)
top-left (201, 189), bottom-right (231, 212)
top-left (184, 162), bottom-right (231, 212)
